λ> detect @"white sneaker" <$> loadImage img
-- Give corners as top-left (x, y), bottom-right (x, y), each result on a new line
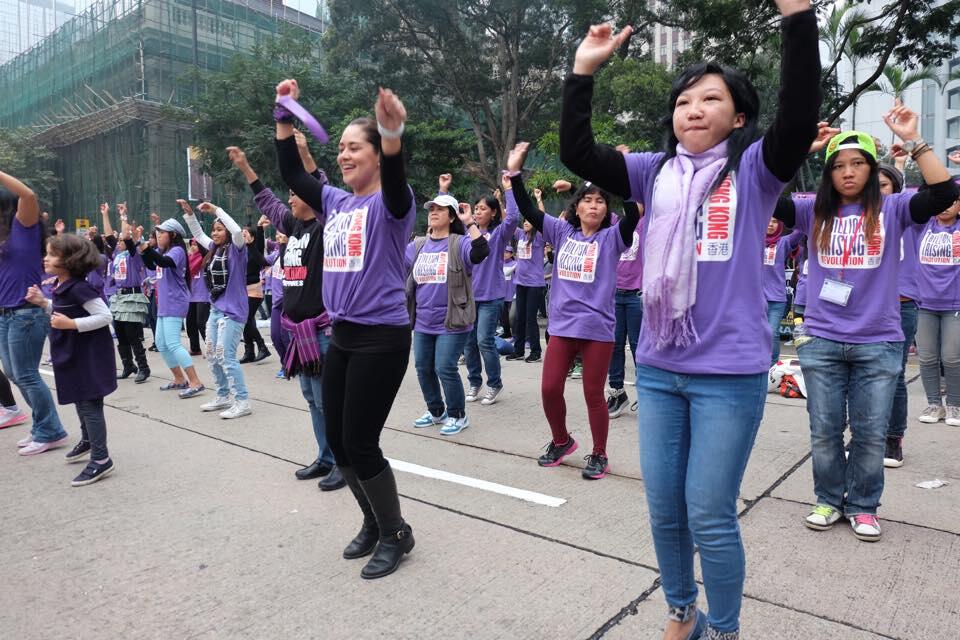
top-left (201, 395), bottom-right (232, 412)
top-left (918, 404), bottom-right (945, 423)
top-left (465, 385), bottom-right (482, 402)
top-left (480, 385), bottom-right (503, 405)
top-left (946, 405), bottom-right (960, 427)
top-left (804, 504), bottom-right (841, 530)
top-left (219, 400), bottom-right (251, 419)
top-left (18, 436), bottom-right (69, 456)
top-left (849, 514), bottom-right (881, 542)
top-left (17, 435), bottom-right (33, 448)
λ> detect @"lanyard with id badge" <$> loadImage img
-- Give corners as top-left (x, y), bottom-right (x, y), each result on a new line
top-left (819, 214), bottom-right (864, 307)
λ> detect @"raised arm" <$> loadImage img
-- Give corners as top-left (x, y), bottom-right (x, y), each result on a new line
top-left (618, 201), bottom-right (641, 247)
top-left (0, 170), bottom-right (40, 227)
top-left (274, 80), bottom-right (327, 215)
top-left (99, 202), bottom-right (114, 236)
top-left (761, 2), bottom-right (820, 182)
top-left (375, 88), bottom-right (414, 219)
top-left (198, 203), bottom-right (245, 249)
top-left (179, 199), bottom-right (212, 250)
top-left (558, 24), bottom-right (634, 198)
top-left (456, 204), bottom-right (489, 265)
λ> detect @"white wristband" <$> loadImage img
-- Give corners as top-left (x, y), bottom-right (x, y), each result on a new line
top-left (377, 121), bottom-right (405, 140)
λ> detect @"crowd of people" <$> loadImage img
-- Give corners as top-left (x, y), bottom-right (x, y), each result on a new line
top-left (2, 0), bottom-right (960, 636)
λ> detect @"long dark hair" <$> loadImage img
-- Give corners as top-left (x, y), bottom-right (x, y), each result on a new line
top-left (660, 62), bottom-right (761, 186)
top-left (0, 188), bottom-right (48, 257)
top-left (475, 195), bottom-right (502, 230)
top-left (164, 230), bottom-right (191, 291)
top-left (200, 219), bottom-right (228, 273)
top-left (565, 183), bottom-right (613, 231)
top-left (813, 147), bottom-right (881, 254)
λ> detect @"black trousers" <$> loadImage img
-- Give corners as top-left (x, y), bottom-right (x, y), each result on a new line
top-left (187, 301), bottom-right (210, 352)
top-left (0, 368), bottom-right (16, 407)
top-left (512, 285), bottom-right (544, 357)
top-left (76, 398), bottom-right (109, 461)
top-left (242, 296), bottom-right (267, 351)
top-left (114, 320), bottom-right (148, 369)
top-left (322, 343), bottom-right (409, 480)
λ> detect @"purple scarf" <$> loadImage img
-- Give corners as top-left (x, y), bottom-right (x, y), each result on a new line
top-left (642, 140), bottom-right (729, 350)
top-left (280, 312), bottom-right (331, 377)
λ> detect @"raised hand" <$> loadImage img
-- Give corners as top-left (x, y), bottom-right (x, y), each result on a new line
top-left (615, 144), bottom-right (632, 155)
top-left (99, 202), bottom-right (109, 217)
top-left (501, 173), bottom-right (512, 191)
top-left (176, 199), bottom-right (194, 216)
top-left (439, 173), bottom-right (453, 193)
top-left (774, 0), bottom-right (812, 17)
top-left (553, 179), bottom-right (573, 193)
top-left (810, 121), bottom-right (841, 154)
top-left (226, 146), bottom-right (248, 168)
top-left (882, 99), bottom-right (920, 143)
top-left (257, 214), bottom-right (271, 228)
top-left (534, 188), bottom-right (543, 201)
top-left (276, 232), bottom-right (288, 244)
top-left (506, 141), bottom-right (530, 173)
top-left (457, 202), bottom-right (475, 225)
top-left (293, 129), bottom-right (309, 152)
top-left (374, 88), bottom-right (407, 133)
top-left (573, 24), bottom-right (633, 76)
top-left (132, 225), bottom-right (144, 243)
top-left (276, 78), bottom-right (300, 101)
top-left (197, 202), bottom-right (217, 215)
top-left (149, 212), bottom-right (161, 226)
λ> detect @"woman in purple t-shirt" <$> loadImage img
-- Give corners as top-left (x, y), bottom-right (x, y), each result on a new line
top-left (785, 113), bottom-right (958, 544)
top-left (506, 219), bottom-right (546, 362)
top-left (406, 196), bottom-right (489, 436)
top-left (0, 170), bottom-right (67, 451)
top-left (558, 3), bottom-right (821, 636)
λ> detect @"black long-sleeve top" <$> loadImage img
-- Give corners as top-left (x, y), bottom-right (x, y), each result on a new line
top-left (140, 245), bottom-right (177, 270)
top-left (508, 175), bottom-right (640, 247)
top-left (558, 8), bottom-right (821, 212)
top-left (275, 135), bottom-right (413, 220)
top-left (245, 226), bottom-right (267, 286)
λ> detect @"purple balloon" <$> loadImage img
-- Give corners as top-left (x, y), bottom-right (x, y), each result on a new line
top-left (276, 95), bottom-right (329, 145)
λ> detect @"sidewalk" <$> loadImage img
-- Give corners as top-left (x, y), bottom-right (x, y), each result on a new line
top-left (0, 344), bottom-right (956, 639)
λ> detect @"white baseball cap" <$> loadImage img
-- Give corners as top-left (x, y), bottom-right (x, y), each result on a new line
top-left (423, 194), bottom-right (460, 210)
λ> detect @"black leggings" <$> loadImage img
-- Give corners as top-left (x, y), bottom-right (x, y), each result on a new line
top-left (0, 368), bottom-right (16, 407)
top-left (242, 296), bottom-right (267, 349)
top-left (187, 301), bottom-right (210, 352)
top-left (322, 343), bottom-right (410, 480)
top-left (114, 320), bottom-right (144, 349)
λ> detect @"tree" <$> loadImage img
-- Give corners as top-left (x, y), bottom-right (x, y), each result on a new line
top-left (0, 128), bottom-right (58, 209)
top-left (325, 0), bottom-right (613, 188)
top-left (866, 64), bottom-right (943, 99)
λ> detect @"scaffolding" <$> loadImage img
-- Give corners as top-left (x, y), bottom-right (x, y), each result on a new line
top-left (0, 0), bottom-right (324, 224)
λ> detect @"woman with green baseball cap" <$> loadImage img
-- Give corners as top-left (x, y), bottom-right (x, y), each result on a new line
top-left (779, 102), bottom-right (959, 543)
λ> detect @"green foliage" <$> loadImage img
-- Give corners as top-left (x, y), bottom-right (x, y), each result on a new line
top-left (0, 128), bottom-right (59, 209)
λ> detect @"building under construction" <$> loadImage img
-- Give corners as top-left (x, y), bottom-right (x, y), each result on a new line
top-left (0, 0), bottom-right (324, 225)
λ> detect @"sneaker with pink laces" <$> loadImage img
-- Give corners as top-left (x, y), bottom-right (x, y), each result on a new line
top-left (18, 436), bottom-right (69, 456)
top-left (849, 514), bottom-right (881, 542)
top-left (0, 410), bottom-right (28, 430)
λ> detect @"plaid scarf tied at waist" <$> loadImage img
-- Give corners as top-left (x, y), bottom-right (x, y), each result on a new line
top-left (280, 312), bottom-right (331, 378)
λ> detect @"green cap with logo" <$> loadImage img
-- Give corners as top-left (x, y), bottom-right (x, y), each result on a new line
top-left (825, 130), bottom-right (877, 163)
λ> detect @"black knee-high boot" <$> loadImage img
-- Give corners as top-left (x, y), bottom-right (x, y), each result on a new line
top-left (340, 466), bottom-right (379, 559)
top-left (358, 463), bottom-right (414, 579)
top-left (116, 343), bottom-right (137, 379)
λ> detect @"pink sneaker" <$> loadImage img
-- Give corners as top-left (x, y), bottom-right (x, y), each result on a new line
top-left (16, 435), bottom-right (33, 448)
top-left (0, 411), bottom-right (29, 430)
top-left (18, 436), bottom-right (69, 456)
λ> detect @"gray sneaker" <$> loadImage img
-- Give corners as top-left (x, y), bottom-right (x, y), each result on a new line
top-left (918, 404), bottom-right (945, 424)
top-left (480, 385), bottom-right (503, 406)
top-left (465, 385), bottom-right (482, 402)
top-left (946, 405), bottom-right (960, 427)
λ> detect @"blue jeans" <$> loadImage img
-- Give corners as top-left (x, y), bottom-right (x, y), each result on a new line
top-left (608, 289), bottom-right (642, 389)
top-left (205, 308), bottom-right (248, 401)
top-left (415, 331), bottom-right (470, 418)
top-left (636, 364), bottom-right (766, 634)
top-left (465, 299), bottom-right (503, 390)
top-left (798, 337), bottom-right (901, 516)
top-left (888, 300), bottom-right (918, 438)
top-left (298, 331), bottom-right (333, 463)
top-left (0, 306), bottom-right (66, 443)
top-left (766, 301), bottom-right (787, 366)
top-left (156, 316), bottom-right (193, 370)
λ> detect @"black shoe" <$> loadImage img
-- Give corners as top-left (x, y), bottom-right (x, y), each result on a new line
top-left (582, 453), bottom-right (610, 480)
top-left (607, 389), bottom-right (628, 418)
top-left (359, 464), bottom-right (414, 579)
top-left (525, 353), bottom-right (542, 363)
top-left (253, 346), bottom-right (271, 362)
top-left (65, 440), bottom-right (91, 462)
top-left (71, 459), bottom-right (116, 486)
top-left (319, 465), bottom-right (346, 491)
top-left (148, 344), bottom-right (158, 352)
top-left (537, 437), bottom-right (578, 467)
top-left (117, 364), bottom-right (138, 380)
top-left (134, 368), bottom-right (150, 384)
top-left (505, 352), bottom-right (525, 361)
top-left (341, 466), bottom-right (379, 559)
top-left (295, 459), bottom-right (332, 480)
top-left (238, 349), bottom-right (255, 364)
top-left (883, 436), bottom-right (904, 468)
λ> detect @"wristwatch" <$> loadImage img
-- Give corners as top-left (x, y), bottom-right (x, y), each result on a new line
top-left (901, 139), bottom-right (924, 154)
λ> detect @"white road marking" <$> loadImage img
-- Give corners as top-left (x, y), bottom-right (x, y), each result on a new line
top-left (39, 367), bottom-right (567, 507)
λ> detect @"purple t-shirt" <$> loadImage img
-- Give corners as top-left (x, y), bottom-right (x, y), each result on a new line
top-left (503, 259), bottom-right (517, 301)
top-left (899, 226), bottom-right (921, 302)
top-left (616, 218), bottom-right (645, 291)
top-left (0, 218), bottom-right (44, 308)
top-left (624, 140), bottom-right (787, 374)
top-left (321, 186), bottom-right (415, 326)
top-left (208, 242), bottom-right (248, 324)
top-left (156, 246), bottom-right (189, 318)
top-left (104, 259), bottom-right (118, 298)
top-left (266, 250), bottom-right (285, 309)
top-left (794, 192), bottom-right (914, 343)
top-left (514, 228), bottom-right (546, 287)
top-left (111, 247), bottom-right (146, 290)
top-left (915, 217), bottom-right (960, 311)
top-left (470, 201), bottom-right (519, 301)
top-left (405, 236), bottom-right (476, 335)
top-left (795, 252), bottom-right (808, 306)
top-left (189, 264), bottom-right (209, 303)
top-left (762, 230), bottom-right (804, 303)
top-left (538, 204), bottom-right (627, 343)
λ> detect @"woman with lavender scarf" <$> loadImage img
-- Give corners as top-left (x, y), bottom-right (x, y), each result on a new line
top-left (558, 2), bottom-right (820, 637)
